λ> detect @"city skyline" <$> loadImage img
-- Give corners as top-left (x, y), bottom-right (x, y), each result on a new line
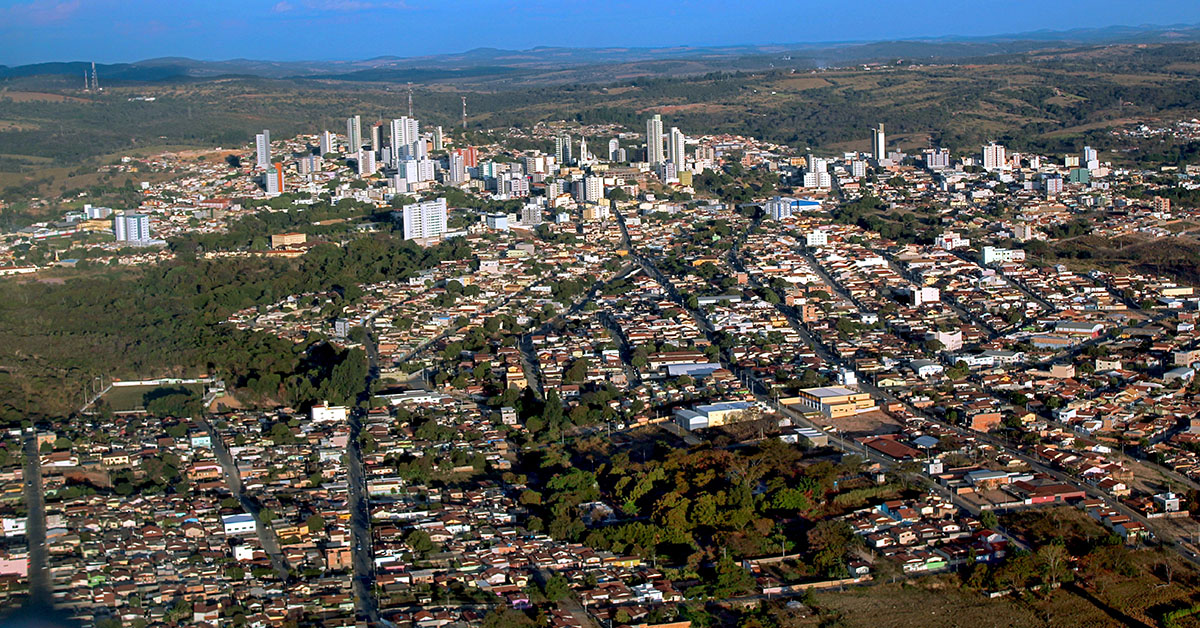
top-left (3, 0), bottom-right (1200, 65)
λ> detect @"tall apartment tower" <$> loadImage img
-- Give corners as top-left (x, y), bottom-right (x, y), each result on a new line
top-left (319, 130), bottom-right (334, 156)
top-left (982, 143), bottom-right (1007, 171)
top-left (113, 212), bottom-right (151, 242)
top-left (346, 115), bottom-right (362, 152)
top-left (646, 115), bottom-right (664, 165)
top-left (668, 127), bottom-right (686, 167)
top-left (402, 198), bottom-right (448, 242)
top-left (255, 130), bottom-right (271, 169)
top-left (871, 123), bottom-right (886, 161)
top-left (370, 122), bottom-right (383, 152)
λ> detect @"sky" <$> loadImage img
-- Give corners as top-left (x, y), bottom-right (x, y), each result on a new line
top-left (2, 0), bottom-right (1200, 66)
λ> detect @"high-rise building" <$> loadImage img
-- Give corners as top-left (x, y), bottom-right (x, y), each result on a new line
top-left (255, 130), bottom-right (271, 169)
top-left (265, 162), bottom-right (285, 195)
top-left (871, 123), bottom-right (886, 161)
top-left (554, 135), bottom-right (567, 165)
top-left (390, 118), bottom-right (421, 163)
top-left (346, 116), bottom-right (362, 152)
top-left (851, 160), bottom-right (867, 178)
top-left (433, 126), bottom-right (444, 151)
top-left (456, 146), bottom-right (479, 168)
top-left (579, 177), bottom-right (604, 202)
top-left (1082, 146), bottom-right (1098, 163)
top-left (319, 130), bottom-right (334, 156)
top-left (608, 138), bottom-right (620, 162)
top-left (923, 148), bottom-right (950, 170)
top-left (1044, 175), bottom-right (1064, 196)
top-left (447, 152), bottom-right (468, 184)
top-left (668, 127), bottom-right (686, 168)
top-left (646, 115), bottom-right (665, 165)
top-left (521, 202), bottom-right (543, 226)
top-left (982, 143), bottom-right (1007, 171)
top-left (359, 151), bottom-right (377, 177)
top-left (113, 212), bottom-right (151, 242)
top-left (402, 198), bottom-right (448, 241)
top-left (370, 122), bottom-right (383, 152)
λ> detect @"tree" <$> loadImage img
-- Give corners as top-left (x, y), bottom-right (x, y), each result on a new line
top-left (406, 529), bottom-right (436, 555)
top-left (482, 609), bottom-right (536, 628)
top-left (979, 510), bottom-right (999, 530)
top-left (1037, 543), bottom-right (1069, 586)
top-left (306, 514), bottom-right (325, 533)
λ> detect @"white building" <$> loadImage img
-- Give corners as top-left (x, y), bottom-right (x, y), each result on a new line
top-left (646, 114), bottom-right (664, 165)
top-left (871, 123), bottom-right (886, 161)
top-left (982, 246), bottom-right (1025, 264)
top-left (402, 197), bottom-right (448, 242)
top-left (113, 212), bottom-right (151, 242)
top-left (222, 513), bottom-right (257, 536)
top-left (311, 402), bottom-right (348, 422)
top-left (346, 115), bottom-right (362, 151)
top-left (805, 229), bottom-right (828, 247)
top-left (982, 143), bottom-right (1007, 171)
top-left (254, 130), bottom-right (271, 169)
top-left (668, 127), bottom-right (686, 167)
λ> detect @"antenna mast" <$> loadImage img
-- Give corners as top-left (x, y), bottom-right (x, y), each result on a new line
top-left (84, 69), bottom-right (90, 91)
top-left (461, 96), bottom-right (467, 129)
top-left (91, 62), bottom-right (100, 92)
top-left (407, 82), bottom-right (413, 117)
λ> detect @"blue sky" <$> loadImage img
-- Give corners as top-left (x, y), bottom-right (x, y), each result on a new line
top-left (2, 0), bottom-right (1200, 65)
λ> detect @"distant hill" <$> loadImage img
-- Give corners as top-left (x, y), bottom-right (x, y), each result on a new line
top-left (3, 22), bottom-right (1200, 86)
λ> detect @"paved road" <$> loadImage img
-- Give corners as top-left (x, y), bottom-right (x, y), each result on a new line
top-left (349, 326), bottom-right (383, 625)
top-left (201, 418), bottom-right (292, 581)
top-left (22, 431), bottom-right (50, 607)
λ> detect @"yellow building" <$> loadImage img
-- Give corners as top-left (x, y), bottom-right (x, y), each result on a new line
top-left (789, 386), bottom-right (876, 418)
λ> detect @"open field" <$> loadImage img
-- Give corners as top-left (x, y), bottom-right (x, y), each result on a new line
top-left (101, 383), bottom-right (204, 412)
top-left (812, 580), bottom-right (1119, 628)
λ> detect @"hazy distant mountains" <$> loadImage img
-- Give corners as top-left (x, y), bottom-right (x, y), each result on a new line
top-left (4, 22), bottom-right (1200, 86)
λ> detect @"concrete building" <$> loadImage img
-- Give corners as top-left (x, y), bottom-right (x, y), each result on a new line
top-left (791, 386), bottom-right (877, 418)
top-left (402, 198), bottom-right (448, 242)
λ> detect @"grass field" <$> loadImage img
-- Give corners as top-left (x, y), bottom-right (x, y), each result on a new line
top-left (811, 580), bottom-right (1122, 628)
top-left (101, 383), bottom-right (204, 412)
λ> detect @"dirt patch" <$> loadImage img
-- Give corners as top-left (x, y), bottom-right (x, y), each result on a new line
top-left (0, 91), bottom-right (91, 103)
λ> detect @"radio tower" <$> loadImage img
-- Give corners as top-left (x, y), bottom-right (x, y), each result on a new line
top-left (407, 82), bottom-right (413, 117)
top-left (461, 96), bottom-right (467, 129)
top-left (91, 62), bottom-right (100, 92)
top-left (83, 69), bottom-right (90, 91)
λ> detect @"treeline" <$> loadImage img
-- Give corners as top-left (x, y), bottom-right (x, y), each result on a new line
top-left (0, 233), bottom-right (469, 423)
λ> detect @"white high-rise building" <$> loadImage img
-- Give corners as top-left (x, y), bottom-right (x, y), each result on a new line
top-left (581, 176), bottom-right (604, 202)
top-left (433, 126), bottom-right (444, 151)
top-left (113, 212), bottom-right (151, 242)
top-left (851, 160), bottom-right (867, 178)
top-left (319, 130), bottom-right (334, 156)
top-left (554, 135), bottom-right (567, 165)
top-left (668, 127), bottom-right (686, 168)
top-left (402, 198), bottom-right (448, 242)
top-left (346, 116), bottom-right (362, 151)
top-left (390, 117), bottom-right (420, 163)
top-left (982, 143), bottom-right (1007, 171)
top-left (255, 130), bottom-right (271, 169)
top-left (447, 152), bottom-right (468, 184)
top-left (397, 158), bottom-right (435, 183)
top-left (1082, 146), bottom-right (1098, 163)
top-left (923, 148), bottom-right (950, 170)
top-left (358, 151), bottom-right (377, 176)
top-left (521, 202), bottom-right (543, 226)
top-left (646, 114), bottom-right (664, 165)
top-left (608, 138), bottom-right (620, 162)
top-left (871, 124), bottom-right (886, 161)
